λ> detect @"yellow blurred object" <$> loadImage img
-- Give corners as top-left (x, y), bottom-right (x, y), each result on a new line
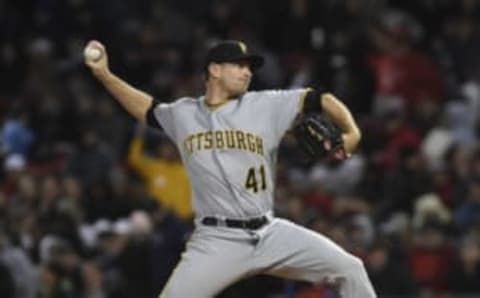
top-left (128, 136), bottom-right (193, 220)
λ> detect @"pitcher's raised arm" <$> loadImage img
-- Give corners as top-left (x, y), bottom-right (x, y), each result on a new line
top-left (84, 40), bottom-right (153, 123)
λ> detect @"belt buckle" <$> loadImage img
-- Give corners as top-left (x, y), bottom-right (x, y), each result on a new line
top-left (240, 220), bottom-right (248, 229)
top-left (218, 216), bottom-right (228, 228)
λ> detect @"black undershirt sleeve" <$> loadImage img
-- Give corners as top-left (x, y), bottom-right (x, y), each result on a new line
top-left (146, 99), bottom-right (161, 129)
top-left (302, 89), bottom-right (323, 114)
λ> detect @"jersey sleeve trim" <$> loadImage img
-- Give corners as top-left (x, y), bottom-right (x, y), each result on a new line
top-left (146, 100), bottom-right (161, 129)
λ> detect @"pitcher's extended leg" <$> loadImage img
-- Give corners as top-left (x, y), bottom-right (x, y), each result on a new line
top-left (257, 219), bottom-right (376, 298)
top-left (160, 228), bottom-right (254, 298)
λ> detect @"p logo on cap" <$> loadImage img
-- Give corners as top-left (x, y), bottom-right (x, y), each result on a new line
top-left (238, 42), bottom-right (247, 54)
top-left (205, 40), bottom-right (264, 70)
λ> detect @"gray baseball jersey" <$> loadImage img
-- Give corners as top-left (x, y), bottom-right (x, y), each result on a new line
top-left (150, 89), bottom-right (376, 298)
top-left (149, 89), bottom-right (306, 219)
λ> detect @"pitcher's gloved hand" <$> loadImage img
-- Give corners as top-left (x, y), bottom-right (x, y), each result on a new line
top-left (293, 114), bottom-right (346, 161)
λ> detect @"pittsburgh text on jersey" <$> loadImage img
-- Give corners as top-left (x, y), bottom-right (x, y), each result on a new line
top-left (183, 130), bottom-right (264, 156)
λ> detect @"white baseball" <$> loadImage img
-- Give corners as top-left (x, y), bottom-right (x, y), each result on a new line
top-left (84, 47), bottom-right (102, 62)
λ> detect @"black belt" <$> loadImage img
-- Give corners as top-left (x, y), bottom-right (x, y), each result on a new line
top-left (201, 216), bottom-right (269, 230)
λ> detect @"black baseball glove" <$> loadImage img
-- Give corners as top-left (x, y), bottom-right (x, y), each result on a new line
top-left (293, 114), bottom-right (346, 161)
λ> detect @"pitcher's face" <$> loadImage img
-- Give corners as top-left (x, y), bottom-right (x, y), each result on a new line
top-left (216, 61), bottom-right (252, 97)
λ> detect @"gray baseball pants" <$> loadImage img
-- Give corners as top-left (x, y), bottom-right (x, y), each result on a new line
top-left (160, 218), bottom-right (376, 298)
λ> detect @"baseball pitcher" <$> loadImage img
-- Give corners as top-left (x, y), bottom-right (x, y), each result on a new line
top-left (84, 39), bottom-right (376, 298)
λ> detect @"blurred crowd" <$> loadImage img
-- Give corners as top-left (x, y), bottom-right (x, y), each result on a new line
top-left (1, 0), bottom-right (480, 297)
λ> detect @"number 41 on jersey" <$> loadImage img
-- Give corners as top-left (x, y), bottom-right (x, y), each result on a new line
top-left (245, 165), bottom-right (266, 193)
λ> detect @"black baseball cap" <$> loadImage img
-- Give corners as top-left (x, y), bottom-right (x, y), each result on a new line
top-left (205, 40), bottom-right (265, 70)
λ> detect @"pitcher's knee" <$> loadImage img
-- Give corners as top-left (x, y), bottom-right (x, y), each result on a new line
top-left (338, 255), bottom-right (365, 275)
top-left (340, 255), bottom-right (376, 297)
top-left (338, 256), bottom-right (368, 284)
top-left (352, 256), bottom-right (366, 273)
